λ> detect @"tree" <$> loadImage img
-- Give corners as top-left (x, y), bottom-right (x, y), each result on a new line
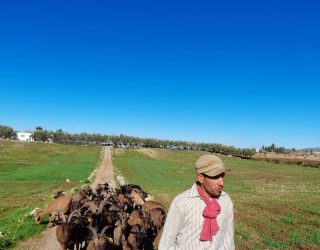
top-left (33, 126), bottom-right (49, 142)
top-left (0, 125), bottom-right (15, 139)
top-left (53, 129), bottom-right (65, 143)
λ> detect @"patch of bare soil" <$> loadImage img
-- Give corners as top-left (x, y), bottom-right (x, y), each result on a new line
top-left (252, 154), bottom-right (320, 168)
top-left (255, 152), bottom-right (320, 160)
top-left (13, 146), bottom-right (115, 250)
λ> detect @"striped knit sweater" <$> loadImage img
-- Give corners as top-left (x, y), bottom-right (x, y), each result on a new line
top-left (158, 183), bottom-right (235, 250)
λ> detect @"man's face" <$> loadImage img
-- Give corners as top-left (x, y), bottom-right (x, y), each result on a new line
top-left (197, 172), bottom-right (225, 198)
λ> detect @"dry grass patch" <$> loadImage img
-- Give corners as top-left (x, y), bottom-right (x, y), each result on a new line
top-left (136, 148), bottom-right (163, 159)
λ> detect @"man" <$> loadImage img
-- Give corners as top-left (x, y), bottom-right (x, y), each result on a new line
top-left (158, 154), bottom-right (235, 250)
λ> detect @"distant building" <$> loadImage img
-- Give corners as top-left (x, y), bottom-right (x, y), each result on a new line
top-left (45, 138), bottom-right (53, 143)
top-left (17, 132), bottom-right (34, 142)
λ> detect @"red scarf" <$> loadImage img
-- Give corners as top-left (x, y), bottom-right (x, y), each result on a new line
top-left (197, 184), bottom-right (221, 241)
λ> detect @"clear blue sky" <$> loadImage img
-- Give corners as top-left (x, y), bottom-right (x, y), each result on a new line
top-left (1, 0), bottom-right (319, 149)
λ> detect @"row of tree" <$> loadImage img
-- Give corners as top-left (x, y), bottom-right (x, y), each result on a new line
top-left (261, 143), bottom-right (286, 153)
top-left (1, 125), bottom-right (256, 158)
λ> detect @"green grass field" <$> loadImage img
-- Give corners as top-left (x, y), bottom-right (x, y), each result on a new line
top-left (112, 148), bottom-right (320, 250)
top-left (0, 140), bottom-right (101, 249)
top-left (1, 142), bottom-right (319, 249)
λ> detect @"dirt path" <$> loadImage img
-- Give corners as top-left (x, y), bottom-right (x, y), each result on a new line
top-left (91, 146), bottom-right (115, 188)
top-left (13, 146), bottom-right (115, 250)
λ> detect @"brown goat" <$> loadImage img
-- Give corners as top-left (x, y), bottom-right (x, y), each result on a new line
top-left (127, 209), bottom-right (147, 228)
top-left (153, 226), bottom-right (163, 247)
top-left (35, 195), bottom-right (72, 227)
top-left (56, 210), bottom-right (87, 250)
top-left (121, 184), bottom-right (148, 198)
top-left (130, 188), bottom-right (145, 206)
top-left (113, 211), bottom-right (128, 247)
top-left (147, 207), bottom-right (166, 233)
top-left (128, 186), bottom-right (166, 212)
top-left (147, 207), bottom-right (166, 248)
top-left (141, 200), bottom-right (166, 213)
top-left (86, 226), bottom-right (120, 250)
top-left (35, 182), bottom-right (163, 249)
top-left (126, 209), bottom-right (150, 250)
top-left (127, 204), bottom-right (166, 250)
top-left (125, 224), bottom-right (148, 250)
top-left (72, 186), bottom-right (93, 209)
top-left (114, 191), bottom-right (130, 208)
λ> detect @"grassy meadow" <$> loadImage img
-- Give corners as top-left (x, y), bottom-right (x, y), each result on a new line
top-left (0, 140), bottom-right (101, 249)
top-left (1, 141), bottom-right (319, 250)
top-left (112, 148), bottom-right (320, 250)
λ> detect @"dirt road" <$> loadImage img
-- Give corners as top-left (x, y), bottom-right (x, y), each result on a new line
top-left (14, 146), bottom-right (115, 250)
top-left (91, 146), bottom-right (115, 188)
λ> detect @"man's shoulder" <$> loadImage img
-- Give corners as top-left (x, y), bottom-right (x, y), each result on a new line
top-left (219, 191), bottom-right (231, 198)
top-left (175, 188), bottom-right (192, 199)
top-left (218, 191), bottom-right (233, 207)
top-left (171, 184), bottom-right (198, 205)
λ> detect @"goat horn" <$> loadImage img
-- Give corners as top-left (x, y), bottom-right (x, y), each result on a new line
top-left (98, 200), bottom-right (121, 213)
top-left (101, 225), bottom-right (112, 235)
top-left (98, 200), bottom-right (108, 213)
top-left (79, 202), bottom-right (89, 210)
top-left (58, 211), bottom-right (67, 223)
top-left (88, 226), bottom-right (97, 238)
top-left (67, 209), bottom-right (80, 223)
top-left (108, 202), bottom-right (122, 210)
top-left (84, 209), bottom-right (92, 216)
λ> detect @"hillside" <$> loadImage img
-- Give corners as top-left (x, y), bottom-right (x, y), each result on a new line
top-left (299, 147), bottom-right (320, 152)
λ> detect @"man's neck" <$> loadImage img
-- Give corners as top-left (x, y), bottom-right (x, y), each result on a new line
top-left (200, 185), bottom-right (216, 200)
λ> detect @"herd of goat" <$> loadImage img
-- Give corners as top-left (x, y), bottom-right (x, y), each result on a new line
top-left (34, 183), bottom-right (167, 250)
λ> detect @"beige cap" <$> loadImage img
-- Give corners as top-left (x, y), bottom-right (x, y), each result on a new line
top-left (195, 154), bottom-right (226, 177)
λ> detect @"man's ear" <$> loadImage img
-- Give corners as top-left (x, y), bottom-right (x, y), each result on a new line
top-left (196, 174), bottom-right (204, 184)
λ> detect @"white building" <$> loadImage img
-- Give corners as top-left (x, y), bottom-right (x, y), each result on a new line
top-left (17, 132), bottom-right (34, 142)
